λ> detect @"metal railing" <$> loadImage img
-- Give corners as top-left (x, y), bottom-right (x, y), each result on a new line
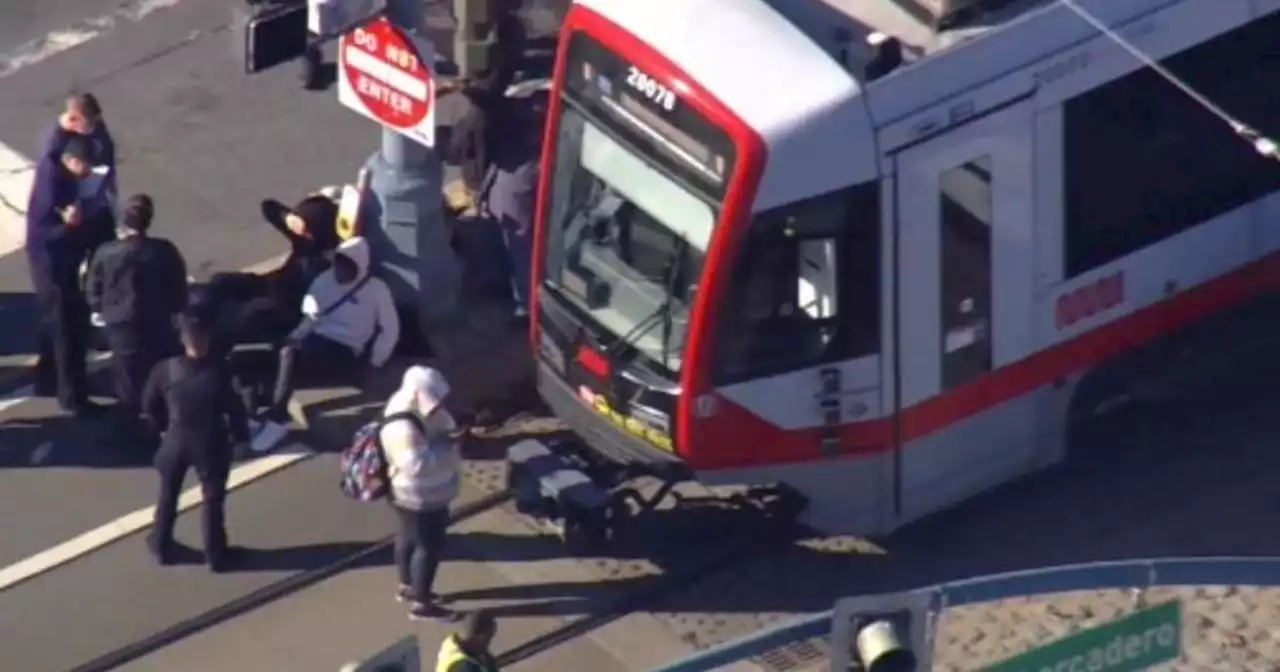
top-left (650, 555), bottom-right (1280, 672)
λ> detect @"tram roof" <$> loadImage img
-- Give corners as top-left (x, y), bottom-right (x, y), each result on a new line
top-left (576, 0), bottom-right (879, 205)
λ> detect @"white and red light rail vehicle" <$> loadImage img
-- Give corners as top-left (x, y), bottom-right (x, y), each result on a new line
top-left (528, 0), bottom-right (1280, 534)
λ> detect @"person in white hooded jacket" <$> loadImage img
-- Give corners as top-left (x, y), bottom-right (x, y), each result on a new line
top-left (256, 236), bottom-right (400, 426)
top-left (380, 365), bottom-right (463, 620)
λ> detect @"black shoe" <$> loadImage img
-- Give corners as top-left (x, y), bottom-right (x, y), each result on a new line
top-left (397, 585), bottom-right (451, 605)
top-left (408, 601), bottom-right (456, 622)
top-left (146, 537), bottom-right (175, 566)
top-left (206, 545), bottom-right (245, 573)
top-left (146, 536), bottom-right (197, 566)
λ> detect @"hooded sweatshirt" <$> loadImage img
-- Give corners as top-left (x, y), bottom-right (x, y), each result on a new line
top-left (292, 236), bottom-right (400, 366)
top-left (380, 366), bottom-right (462, 511)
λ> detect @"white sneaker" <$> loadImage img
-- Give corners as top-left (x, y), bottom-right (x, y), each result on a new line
top-left (250, 420), bottom-right (289, 454)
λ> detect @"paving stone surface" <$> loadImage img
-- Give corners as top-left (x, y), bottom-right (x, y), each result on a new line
top-left (632, 297), bottom-right (1280, 671)
top-left (932, 586), bottom-right (1280, 671)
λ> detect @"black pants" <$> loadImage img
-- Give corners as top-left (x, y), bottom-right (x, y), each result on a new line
top-left (392, 505), bottom-right (450, 602)
top-left (152, 444), bottom-right (230, 562)
top-left (104, 322), bottom-right (178, 418)
top-left (83, 209), bottom-right (116, 252)
top-left (264, 333), bottom-right (360, 416)
top-left (202, 272), bottom-right (298, 357)
top-left (34, 281), bottom-right (91, 408)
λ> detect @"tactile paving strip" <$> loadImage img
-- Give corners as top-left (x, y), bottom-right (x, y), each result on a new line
top-left (933, 586), bottom-right (1280, 671)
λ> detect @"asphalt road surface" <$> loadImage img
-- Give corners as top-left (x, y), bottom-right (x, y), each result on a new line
top-left (0, 1), bottom-right (580, 669)
top-left (0, 2), bottom-right (418, 669)
top-left (10, 2), bottom-right (1280, 671)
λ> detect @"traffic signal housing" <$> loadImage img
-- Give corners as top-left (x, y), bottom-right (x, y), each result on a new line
top-left (830, 590), bottom-right (934, 671)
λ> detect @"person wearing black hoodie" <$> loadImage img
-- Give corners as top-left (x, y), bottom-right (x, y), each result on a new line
top-left (197, 194), bottom-right (340, 356)
top-left (442, 4), bottom-right (528, 202)
top-left (26, 137), bottom-right (100, 415)
top-left (86, 194), bottom-right (188, 440)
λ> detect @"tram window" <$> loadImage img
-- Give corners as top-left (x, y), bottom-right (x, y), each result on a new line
top-left (798, 238), bottom-right (839, 320)
top-left (940, 157), bottom-right (994, 390)
top-left (1063, 11), bottom-right (1280, 278)
top-left (712, 183), bottom-right (881, 384)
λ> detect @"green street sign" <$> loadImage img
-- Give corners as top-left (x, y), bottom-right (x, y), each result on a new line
top-left (985, 601), bottom-right (1181, 672)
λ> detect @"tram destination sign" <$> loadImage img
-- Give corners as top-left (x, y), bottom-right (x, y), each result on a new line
top-left (985, 601), bottom-right (1181, 672)
top-left (563, 31), bottom-right (736, 188)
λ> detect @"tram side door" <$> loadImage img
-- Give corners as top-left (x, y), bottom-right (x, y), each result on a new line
top-left (893, 100), bottom-right (1036, 521)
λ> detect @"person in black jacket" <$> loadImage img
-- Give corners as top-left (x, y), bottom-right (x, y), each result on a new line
top-left (142, 311), bottom-right (251, 571)
top-left (25, 137), bottom-right (101, 415)
top-left (443, 6), bottom-right (527, 204)
top-left (196, 194), bottom-right (340, 357)
top-left (87, 194), bottom-right (188, 439)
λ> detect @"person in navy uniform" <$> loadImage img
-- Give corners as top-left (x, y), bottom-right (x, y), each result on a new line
top-left (86, 194), bottom-right (189, 441)
top-left (40, 92), bottom-right (117, 255)
top-left (26, 137), bottom-right (101, 415)
top-left (142, 311), bottom-right (251, 571)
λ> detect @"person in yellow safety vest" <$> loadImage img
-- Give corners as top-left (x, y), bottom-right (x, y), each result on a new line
top-left (437, 610), bottom-right (499, 672)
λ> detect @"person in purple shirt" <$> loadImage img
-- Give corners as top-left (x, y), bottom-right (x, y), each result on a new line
top-left (41, 92), bottom-right (118, 255)
top-left (26, 137), bottom-right (102, 415)
top-left (484, 94), bottom-right (545, 318)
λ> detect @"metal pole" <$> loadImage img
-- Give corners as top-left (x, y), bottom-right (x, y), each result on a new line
top-left (453, 0), bottom-right (497, 78)
top-left (362, 0), bottom-right (460, 343)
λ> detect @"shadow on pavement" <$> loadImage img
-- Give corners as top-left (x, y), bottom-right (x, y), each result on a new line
top-left (0, 291), bottom-right (37, 359)
top-left (229, 541), bottom-right (391, 573)
top-left (0, 409), bottom-right (152, 469)
top-left (358, 296), bottom-right (1280, 622)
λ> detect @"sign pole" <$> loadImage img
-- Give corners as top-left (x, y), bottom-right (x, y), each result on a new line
top-left (362, 0), bottom-right (460, 346)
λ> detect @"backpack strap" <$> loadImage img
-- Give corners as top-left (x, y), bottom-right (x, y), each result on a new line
top-left (316, 273), bottom-right (372, 319)
top-left (380, 411), bottom-right (425, 434)
top-left (374, 411), bottom-right (424, 484)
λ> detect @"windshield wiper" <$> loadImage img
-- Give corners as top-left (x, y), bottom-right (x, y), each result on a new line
top-left (601, 296), bottom-right (671, 361)
top-left (601, 243), bottom-right (685, 363)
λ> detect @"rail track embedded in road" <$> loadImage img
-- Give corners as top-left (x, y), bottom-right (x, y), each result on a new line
top-left (68, 481), bottom-right (807, 672)
top-left (67, 488), bottom-right (515, 672)
top-left (494, 484), bottom-right (808, 668)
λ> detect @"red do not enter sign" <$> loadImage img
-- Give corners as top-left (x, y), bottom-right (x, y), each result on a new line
top-left (339, 17), bottom-right (433, 130)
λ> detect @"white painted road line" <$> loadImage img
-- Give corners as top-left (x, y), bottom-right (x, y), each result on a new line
top-left (0, 0), bottom-right (188, 256)
top-left (28, 440), bottom-right (53, 465)
top-left (0, 0), bottom-right (312, 589)
top-left (0, 446), bottom-right (313, 593)
top-left (0, 0), bottom-right (185, 79)
top-left (0, 140), bottom-right (34, 257)
top-left (0, 351), bottom-right (114, 413)
top-left (0, 385), bottom-right (35, 415)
